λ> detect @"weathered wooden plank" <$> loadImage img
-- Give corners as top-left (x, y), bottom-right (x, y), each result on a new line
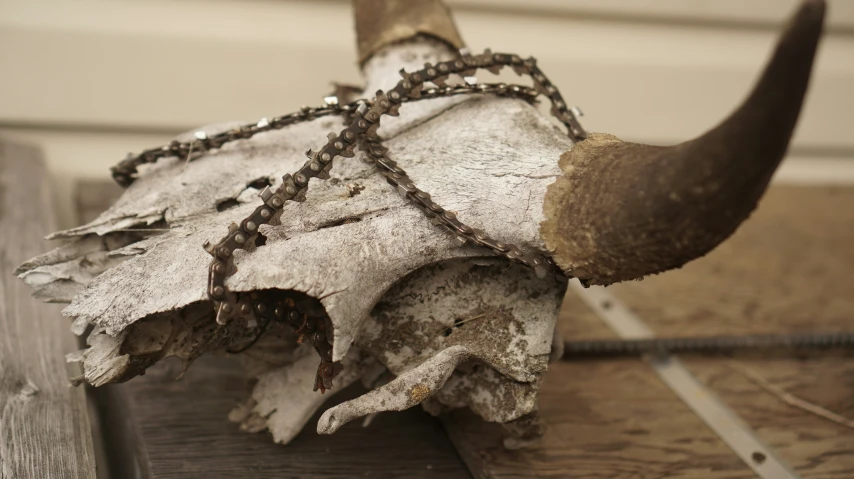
top-left (444, 186), bottom-right (854, 478)
top-left (97, 356), bottom-right (471, 479)
top-left (444, 360), bottom-right (754, 478)
top-left (610, 186), bottom-right (854, 478)
top-left (0, 139), bottom-right (97, 478)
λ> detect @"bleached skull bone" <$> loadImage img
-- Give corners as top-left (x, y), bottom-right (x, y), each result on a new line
top-left (17, 0), bottom-right (825, 446)
top-left (19, 39), bottom-right (573, 443)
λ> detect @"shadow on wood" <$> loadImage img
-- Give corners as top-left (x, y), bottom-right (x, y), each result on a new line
top-left (93, 356), bottom-right (470, 479)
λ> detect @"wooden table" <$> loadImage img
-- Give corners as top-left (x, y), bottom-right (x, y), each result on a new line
top-left (4, 140), bottom-right (853, 478)
top-left (1, 140), bottom-right (97, 479)
top-left (448, 186), bottom-right (854, 478)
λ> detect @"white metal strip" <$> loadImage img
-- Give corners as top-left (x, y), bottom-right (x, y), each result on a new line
top-left (568, 281), bottom-right (800, 479)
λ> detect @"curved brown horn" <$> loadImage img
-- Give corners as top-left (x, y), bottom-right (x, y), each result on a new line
top-left (540, 0), bottom-right (826, 286)
top-left (353, 0), bottom-right (465, 65)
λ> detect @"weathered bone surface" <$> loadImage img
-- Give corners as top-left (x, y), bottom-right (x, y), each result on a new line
top-left (16, 232), bottom-right (140, 303)
top-left (53, 93), bottom-right (568, 351)
top-left (18, 40), bottom-right (573, 442)
top-left (17, 0), bottom-right (824, 446)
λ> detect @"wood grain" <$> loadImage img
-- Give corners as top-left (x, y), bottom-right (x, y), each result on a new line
top-left (0, 139), bottom-right (97, 479)
top-left (446, 185), bottom-right (854, 478)
top-left (610, 185), bottom-right (854, 478)
top-left (96, 356), bottom-right (471, 479)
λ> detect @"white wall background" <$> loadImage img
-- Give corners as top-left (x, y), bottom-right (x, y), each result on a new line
top-left (1, 0), bottom-right (853, 226)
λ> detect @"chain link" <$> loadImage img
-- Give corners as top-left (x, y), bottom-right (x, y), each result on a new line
top-left (363, 136), bottom-right (564, 279)
top-left (562, 332), bottom-right (854, 358)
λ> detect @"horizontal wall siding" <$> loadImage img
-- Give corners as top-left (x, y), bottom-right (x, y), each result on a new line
top-left (1, 0), bottom-right (852, 226)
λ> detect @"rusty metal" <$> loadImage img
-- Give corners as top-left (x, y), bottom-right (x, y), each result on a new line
top-left (562, 332), bottom-right (854, 358)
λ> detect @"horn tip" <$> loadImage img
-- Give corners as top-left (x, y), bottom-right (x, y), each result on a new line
top-left (799, 0), bottom-right (827, 20)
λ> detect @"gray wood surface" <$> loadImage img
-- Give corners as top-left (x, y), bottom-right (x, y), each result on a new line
top-left (0, 139), bottom-right (97, 479)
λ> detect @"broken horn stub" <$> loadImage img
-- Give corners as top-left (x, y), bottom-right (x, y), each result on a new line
top-left (540, 0), bottom-right (826, 286)
top-left (353, 0), bottom-right (465, 65)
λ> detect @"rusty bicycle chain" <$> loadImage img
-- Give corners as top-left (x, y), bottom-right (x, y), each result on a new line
top-left (110, 102), bottom-right (353, 187)
top-left (361, 135), bottom-right (564, 279)
top-left (114, 49), bottom-right (587, 392)
top-left (110, 50), bottom-right (583, 188)
top-left (205, 50), bottom-right (585, 322)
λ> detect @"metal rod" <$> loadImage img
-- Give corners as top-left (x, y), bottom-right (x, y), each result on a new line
top-left (568, 281), bottom-right (801, 479)
top-left (562, 332), bottom-right (854, 359)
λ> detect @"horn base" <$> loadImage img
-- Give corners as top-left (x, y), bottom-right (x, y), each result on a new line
top-left (541, 133), bottom-right (769, 286)
top-left (353, 0), bottom-right (465, 65)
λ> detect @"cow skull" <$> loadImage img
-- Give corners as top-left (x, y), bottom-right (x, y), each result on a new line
top-left (17, 0), bottom-right (825, 446)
